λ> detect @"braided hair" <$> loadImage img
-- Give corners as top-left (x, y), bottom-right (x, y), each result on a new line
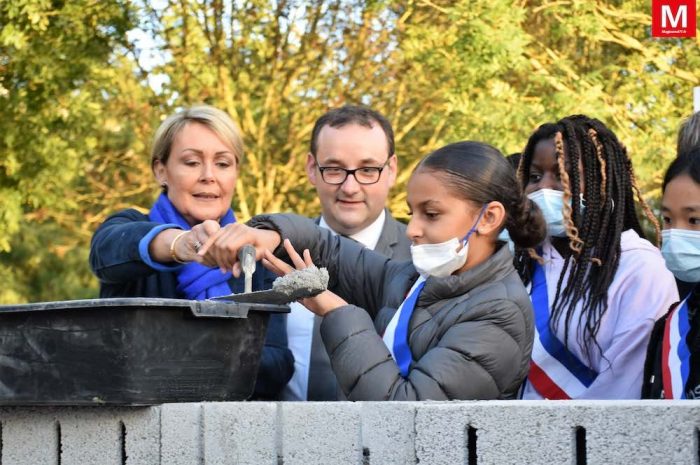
top-left (515, 115), bottom-right (659, 359)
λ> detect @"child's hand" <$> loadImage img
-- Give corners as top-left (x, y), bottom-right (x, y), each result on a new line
top-left (262, 239), bottom-right (347, 316)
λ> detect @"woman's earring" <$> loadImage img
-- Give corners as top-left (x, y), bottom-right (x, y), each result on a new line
top-left (160, 182), bottom-right (168, 192)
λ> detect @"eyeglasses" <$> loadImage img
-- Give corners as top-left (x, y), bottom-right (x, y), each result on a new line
top-left (316, 158), bottom-right (390, 185)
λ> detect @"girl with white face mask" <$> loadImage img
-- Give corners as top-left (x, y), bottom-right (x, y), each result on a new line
top-left (643, 148), bottom-right (700, 399)
top-left (198, 141), bottom-right (547, 400)
top-left (516, 115), bottom-right (678, 400)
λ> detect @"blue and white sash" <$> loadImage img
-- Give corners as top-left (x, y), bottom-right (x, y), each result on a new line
top-left (662, 296), bottom-right (692, 399)
top-left (527, 263), bottom-right (599, 399)
top-left (383, 276), bottom-right (427, 378)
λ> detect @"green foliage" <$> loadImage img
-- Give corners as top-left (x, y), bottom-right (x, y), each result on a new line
top-left (1, 0), bottom-right (698, 302)
top-left (0, 221), bottom-right (95, 303)
top-left (0, 0), bottom-right (135, 301)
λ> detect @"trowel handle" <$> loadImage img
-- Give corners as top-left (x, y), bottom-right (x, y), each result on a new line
top-left (238, 244), bottom-right (256, 294)
top-left (238, 244), bottom-right (256, 272)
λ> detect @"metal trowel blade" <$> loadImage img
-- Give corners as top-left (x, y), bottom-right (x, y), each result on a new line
top-left (210, 286), bottom-right (324, 305)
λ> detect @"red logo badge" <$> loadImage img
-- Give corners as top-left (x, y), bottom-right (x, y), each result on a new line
top-left (652, 0), bottom-right (696, 37)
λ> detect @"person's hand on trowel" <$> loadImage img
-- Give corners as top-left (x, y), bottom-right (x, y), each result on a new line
top-left (196, 223), bottom-right (331, 306)
top-left (196, 222), bottom-right (281, 276)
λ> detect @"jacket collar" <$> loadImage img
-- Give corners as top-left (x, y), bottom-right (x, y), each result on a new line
top-left (374, 209), bottom-right (399, 249)
top-left (418, 243), bottom-right (514, 306)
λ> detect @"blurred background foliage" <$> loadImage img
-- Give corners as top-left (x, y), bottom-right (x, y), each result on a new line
top-left (1, 0), bottom-right (698, 302)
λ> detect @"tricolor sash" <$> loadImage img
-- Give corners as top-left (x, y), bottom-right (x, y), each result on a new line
top-left (527, 263), bottom-right (599, 399)
top-left (662, 297), bottom-right (692, 399)
top-left (383, 277), bottom-right (426, 378)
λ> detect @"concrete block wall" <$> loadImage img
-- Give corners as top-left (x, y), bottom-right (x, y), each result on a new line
top-left (0, 401), bottom-right (698, 464)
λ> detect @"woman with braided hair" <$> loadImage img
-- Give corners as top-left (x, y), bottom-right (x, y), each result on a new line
top-left (516, 114), bottom-right (678, 399)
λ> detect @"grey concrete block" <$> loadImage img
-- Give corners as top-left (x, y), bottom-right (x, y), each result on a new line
top-left (280, 402), bottom-right (362, 465)
top-left (203, 402), bottom-right (277, 465)
top-left (475, 402), bottom-right (579, 465)
top-left (571, 400), bottom-right (700, 465)
top-left (120, 406), bottom-right (161, 465)
top-left (360, 402), bottom-right (417, 465)
top-left (57, 408), bottom-right (123, 465)
top-left (414, 402), bottom-right (475, 465)
top-left (160, 403), bottom-right (202, 465)
top-left (0, 401), bottom-right (698, 464)
top-left (415, 400), bottom-right (700, 465)
top-left (416, 401), bottom-right (578, 465)
top-left (1, 408), bottom-right (59, 465)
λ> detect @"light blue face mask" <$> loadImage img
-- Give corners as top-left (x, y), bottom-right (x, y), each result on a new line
top-left (527, 188), bottom-right (587, 238)
top-left (661, 229), bottom-right (700, 283)
top-left (497, 229), bottom-right (515, 253)
top-left (527, 189), bottom-right (567, 237)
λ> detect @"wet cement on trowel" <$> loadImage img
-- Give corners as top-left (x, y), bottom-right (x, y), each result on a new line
top-left (212, 266), bottom-right (329, 305)
top-left (272, 266), bottom-right (329, 296)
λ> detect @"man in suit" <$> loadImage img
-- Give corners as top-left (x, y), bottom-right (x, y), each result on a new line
top-left (282, 105), bottom-right (412, 401)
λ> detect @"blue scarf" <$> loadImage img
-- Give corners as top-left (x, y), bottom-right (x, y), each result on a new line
top-left (149, 193), bottom-right (237, 300)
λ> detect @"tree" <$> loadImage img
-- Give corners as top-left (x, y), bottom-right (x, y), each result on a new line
top-left (2, 0), bottom-right (698, 302)
top-left (0, 0), bottom-right (135, 302)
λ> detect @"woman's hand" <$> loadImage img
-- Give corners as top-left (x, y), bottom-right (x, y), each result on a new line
top-left (196, 223), bottom-right (282, 276)
top-left (262, 239), bottom-right (347, 317)
top-left (187, 219), bottom-right (221, 257)
top-left (151, 220), bottom-right (220, 265)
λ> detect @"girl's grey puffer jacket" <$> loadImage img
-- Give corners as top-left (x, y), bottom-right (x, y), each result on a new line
top-left (250, 214), bottom-right (534, 401)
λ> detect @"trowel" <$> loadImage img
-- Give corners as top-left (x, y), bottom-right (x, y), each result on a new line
top-left (210, 245), bottom-right (327, 305)
top-left (239, 244), bottom-right (256, 294)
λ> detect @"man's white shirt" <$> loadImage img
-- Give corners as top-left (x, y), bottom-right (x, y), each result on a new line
top-left (281, 210), bottom-right (387, 400)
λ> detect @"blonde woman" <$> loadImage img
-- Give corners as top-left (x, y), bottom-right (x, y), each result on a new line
top-left (89, 105), bottom-right (293, 398)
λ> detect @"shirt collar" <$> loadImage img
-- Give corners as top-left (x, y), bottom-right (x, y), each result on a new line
top-left (319, 209), bottom-right (387, 250)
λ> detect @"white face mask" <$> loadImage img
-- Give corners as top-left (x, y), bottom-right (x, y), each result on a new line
top-left (410, 237), bottom-right (468, 278)
top-left (661, 229), bottom-right (700, 283)
top-left (410, 206), bottom-right (486, 278)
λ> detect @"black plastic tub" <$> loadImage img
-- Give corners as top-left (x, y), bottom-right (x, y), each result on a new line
top-left (0, 298), bottom-right (289, 406)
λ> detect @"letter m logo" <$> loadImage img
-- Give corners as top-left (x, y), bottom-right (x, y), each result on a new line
top-left (652, 0), bottom-right (697, 37)
top-left (662, 4), bottom-right (687, 27)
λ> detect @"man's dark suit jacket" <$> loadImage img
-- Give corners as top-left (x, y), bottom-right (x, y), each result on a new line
top-left (305, 210), bottom-right (412, 400)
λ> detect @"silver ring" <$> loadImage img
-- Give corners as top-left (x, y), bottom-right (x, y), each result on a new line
top-left (193, 240), bottom-right (203, 252)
